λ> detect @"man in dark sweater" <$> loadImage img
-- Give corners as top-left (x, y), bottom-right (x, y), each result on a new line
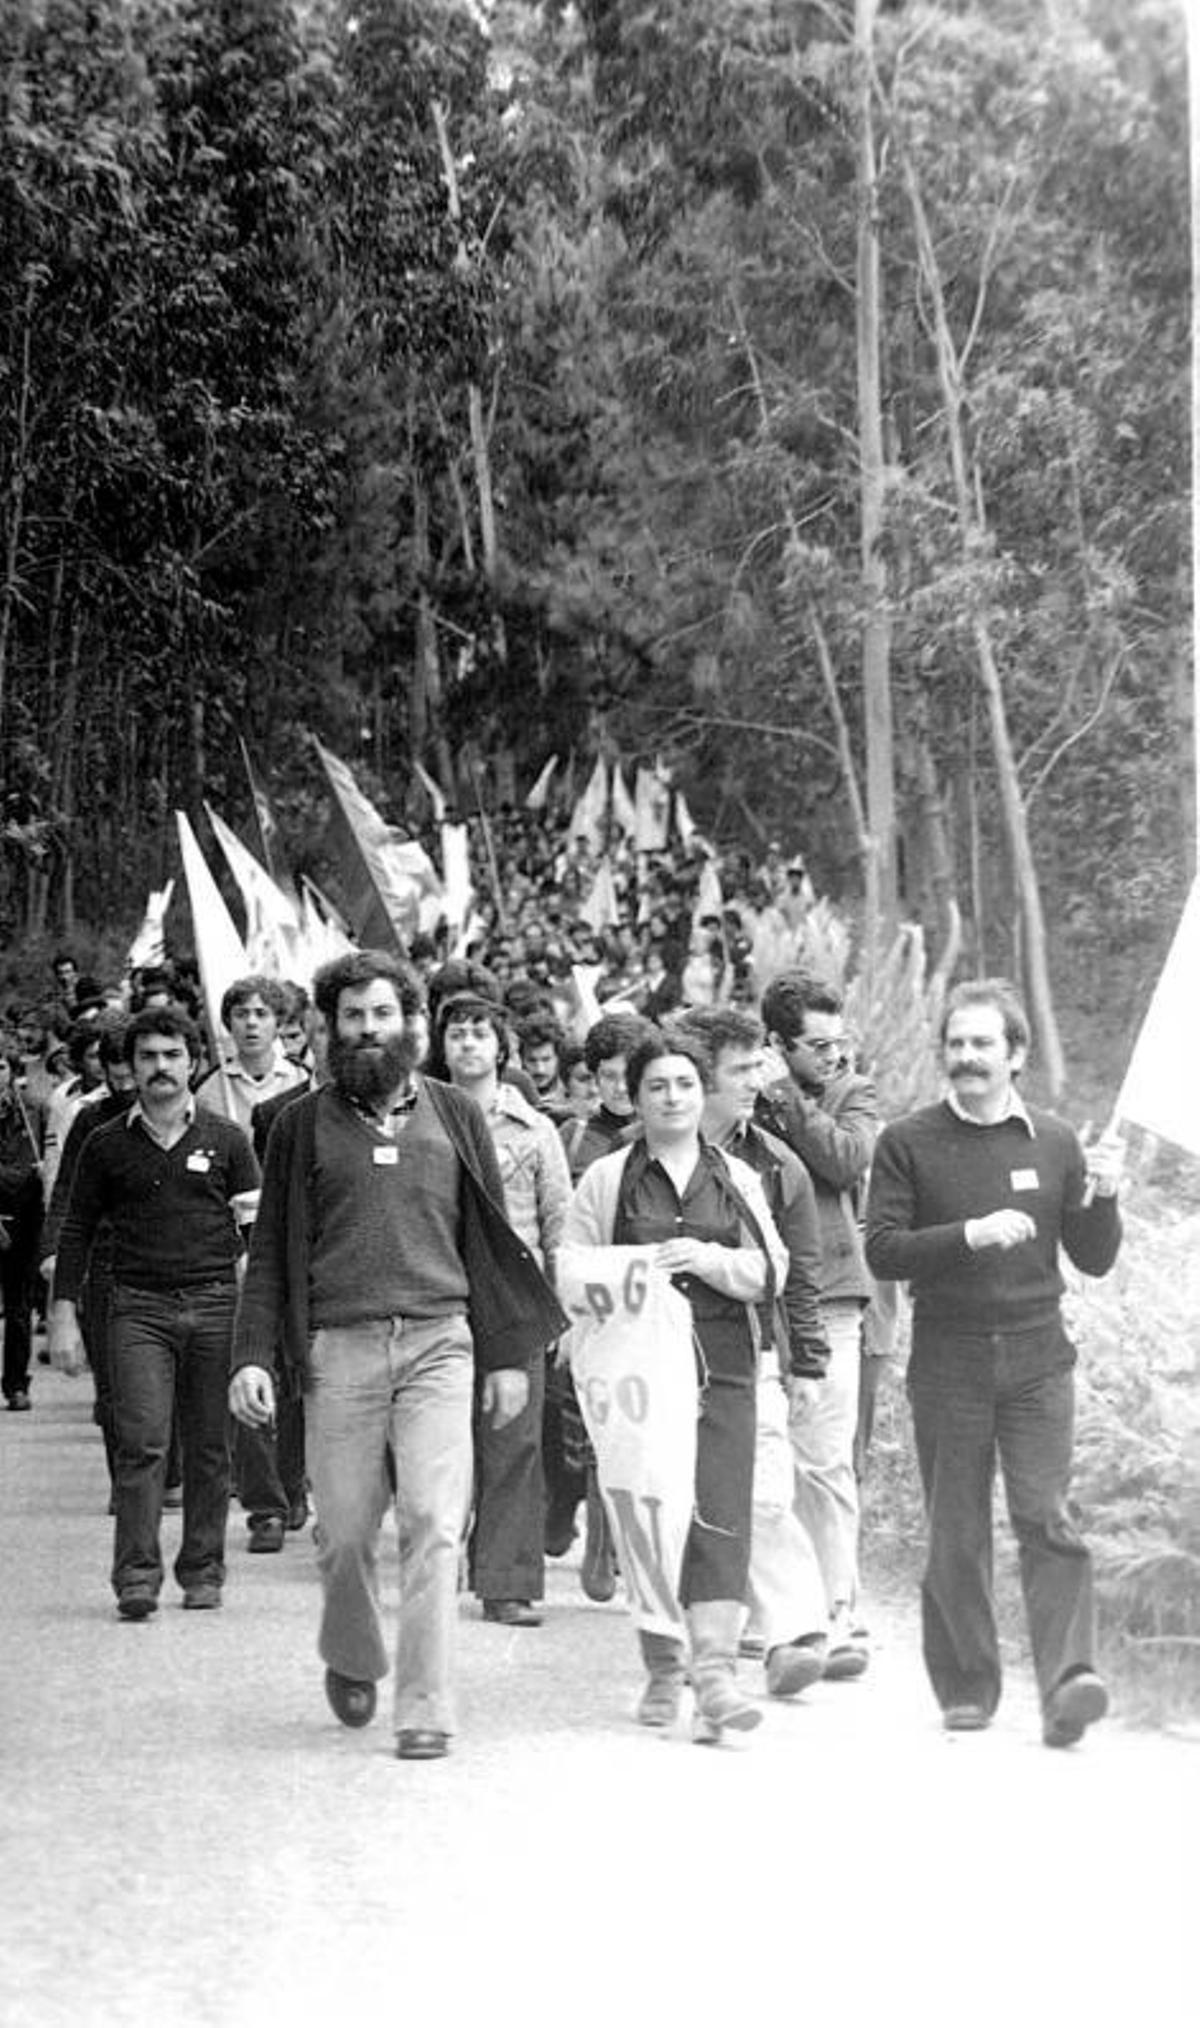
top-left (49, 1006), bottom-right (260, 1618)
top-left (229, 952), bottom-right (566, 1762)
top-left (865, 978), bottom-right (1123, 1747)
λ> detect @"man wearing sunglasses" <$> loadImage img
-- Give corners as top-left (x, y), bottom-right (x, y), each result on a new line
top-left (756, 972), bottom-right (879, 1680)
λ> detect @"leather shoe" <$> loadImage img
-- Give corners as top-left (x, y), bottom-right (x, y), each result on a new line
top-left (117, 1592), bottom-right (158, 1621)
top-left (481, 1599), bottom-right (543, 1627)
top-left (325, 1667), bottom-right (377, 1728)
top-left (943, 1703), bottom-right (991, 1732)
top-left (1043, 1669), bottom-right (1108, 1748)
top-left (286, 1493), bottom-right (309, 1531)
top-left (396, 1729), bottom-right (449, 1760)
top-left (182, 1584), bottom-right (222, 1610)
top-left (5, 1391), bottom-right (31, 1412)
top-left (765, 1639), bottom-right (826, 1698)
top-left (248, 1516), bottom-right (285, 1554)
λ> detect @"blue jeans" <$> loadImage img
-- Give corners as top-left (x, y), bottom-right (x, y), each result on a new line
top-left (306, 1314), bottom-right (474, 1734)
top-left (108, 1281), bottom-right (235, 1599)
top-left (907, 1321), bottom-right (1095, 1715)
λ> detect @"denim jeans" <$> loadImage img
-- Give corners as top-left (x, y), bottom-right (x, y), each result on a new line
top-left (234, 1394), bottom-right (307, 1524)
top-left (108, 1281), bottom-right (235, 1598)
top-left (306, 1314), bottom-right (474, 1734)
top-left (907, 1322), bottom-right (1095, 1715)
top-left (789, 1299), bottom-right (863, 1613)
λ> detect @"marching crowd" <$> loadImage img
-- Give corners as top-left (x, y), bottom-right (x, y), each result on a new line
top-left (2, 819), bottom-right (1125, 1762)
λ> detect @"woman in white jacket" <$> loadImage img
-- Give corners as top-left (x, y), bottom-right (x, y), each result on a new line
top-left (563, 1029), bottom-right (787, 1742)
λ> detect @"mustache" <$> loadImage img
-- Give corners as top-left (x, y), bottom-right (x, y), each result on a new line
top-left (949, 1064), bottom-right (988, 1079)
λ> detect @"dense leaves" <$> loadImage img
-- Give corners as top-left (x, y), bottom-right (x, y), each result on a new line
top-left (0, 0), bottom-right (1189, 1075)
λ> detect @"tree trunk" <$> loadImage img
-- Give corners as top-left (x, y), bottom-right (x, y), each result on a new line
top-left (0, 273), bottom-right (36, 741)
top-left (855, 0), bottom-right (897, 959)
top-left (902, 154), bottom-right (1065, 1091)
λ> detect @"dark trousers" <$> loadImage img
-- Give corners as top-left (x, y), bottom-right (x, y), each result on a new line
top-left (234, 1392), bottom-right (306, 1524)
top-left (469, 1353), bottom-right (546, 1601)
top-left (679, 1370), bottom-right (756, 1606)
top-left (1, 1206), bottom-right (39, 1401)
top-left (907, 1323), bottom-right (1096, 1716)
top-left (108, 1281), bottom-right (235, 1599)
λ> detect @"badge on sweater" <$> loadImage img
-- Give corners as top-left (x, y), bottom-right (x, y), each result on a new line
top-left (186, 1152), bottom-right (212, 1174)
top-left (373, 1144), bottom-right (399, 1166)
top-left (1010, 1168), bottom-right (1038, 1192)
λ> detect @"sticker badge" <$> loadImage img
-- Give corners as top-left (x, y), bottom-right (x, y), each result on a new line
top-left (1010, 1168), bottom-right (1039, 1193)
top-left (186, 1152), bottom-right (212, 1174)
top-left (373, 1144), bottom-right (399, 1166)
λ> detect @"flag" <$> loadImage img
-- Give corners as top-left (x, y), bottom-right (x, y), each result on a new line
top-left (693, 855), bottom-right (724, 927)
top-left (296, 878), bottom-right (356, 977)
top-left (525, 755), bottom-right (558, 812)
top-left (316, 741), bottom-right (443, 951)
top-left (570, 963), bottom-right (604, 1036)
top-left (238, 737), bottom-right (285, 887)
top-left (413, 760), bottom-right (448, 824)
top-left (205, 803), bottom-right (301, 978)
top-left (610, 764), bottom-right (637, 841)
top-left (634, 764), bottom-right (671, 853)
top-left (440, 822), bottom-right (473, 940)
top-left (568, 755), bottom-right (609, 855)
top-left (581, 858), bottom-right (621, 933)
top-left (674, 791), bottom-right (696, 849)
top-left (175, 813), bottom-right (248, 1107)
top-left (126, 881), bottom-right (175, 974)
top-left (1113, 878), bottom-right (1200, 1157)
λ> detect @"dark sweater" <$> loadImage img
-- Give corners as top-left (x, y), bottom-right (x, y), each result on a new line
top-left (309, 1086), bottom-right (469, 1327)
top-left (233, 1077), bottom-right (569, 1383)
top-left (55, 1106), bottom-right (259, 1299)
top-left (865, 1100), bottom-right (1121, 1335)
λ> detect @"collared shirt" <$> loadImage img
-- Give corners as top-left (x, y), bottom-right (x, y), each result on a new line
top-left (127, 1093), bottom-right (197, 1149)
top-left (476, 1079), bottom-right (570, 1270)
top-left (944, 1085), bottom-right (1036, 1136)
top-left (196, 1049), bottom-right (307, 1136)
top-left (345, 1081), bottom-right (420, 1142)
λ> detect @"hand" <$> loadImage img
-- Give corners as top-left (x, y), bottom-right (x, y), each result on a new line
top-left (229, 1365), bottom-right (276, 1428)
top-left (48, 1302), bottom-right (87, 1377)
top-left (1082, 1132), bottom-right (1123, 1201)
top-left (788, 1376), bottom-right (822, 1417)
top-left (965, 1209), bottom-right (1036, 1252)
top-left (482, 1368), bottom-right (529, 1430)
top-left (40, 1254), bottom-right (56, 1284)
top-left (656, 1237), bottom-right (713, 1278)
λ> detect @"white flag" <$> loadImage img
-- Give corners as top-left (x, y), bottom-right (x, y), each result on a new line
top-left (525, 755), bottom-right (558, 812)
top-left (413, 760), bottom-right (448, 824)
top-left (175, 812), bottom-right (248, 1097)
top-left (568, 754), bottom-right (609, 854)
top-left (610, 764), bottom-right (638, 840)
top-left (1113, 878), bottom-right (1200, 1158)
top-left (440, 822), bottom-right (472, 939)
top-left (581, 858), bottom-right (621, 933)
top-left (205, 803), bottom-right (301, 978)
top-left (674, 791), bottom-right (696, 848)
top-left (634, 764), bottom-right (671, 852)
top-left (127, 881), bottom-right (176, 974)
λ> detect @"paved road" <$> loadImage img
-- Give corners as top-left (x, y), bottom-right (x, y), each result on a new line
top-left (2, 1373), bottom-right (1194, 2028)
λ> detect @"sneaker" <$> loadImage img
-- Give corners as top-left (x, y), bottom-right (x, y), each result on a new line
top-left (765, 1637), bottom-right (826, 1698)
top-left (825, 1607), bottom-right (869, 1681)
top-left (1043, 1669), bottom-right (1108, 1749)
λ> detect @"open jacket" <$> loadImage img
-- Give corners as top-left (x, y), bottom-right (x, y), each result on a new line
top-left (232, 1078), bottom-right (568, 1386)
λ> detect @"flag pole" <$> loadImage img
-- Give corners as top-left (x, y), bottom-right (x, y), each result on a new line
top-left (470, 761), bottom-right (508, 935)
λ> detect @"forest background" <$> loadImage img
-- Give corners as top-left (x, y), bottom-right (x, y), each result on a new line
top-left (3, 0), bottom-right (1198, 1708)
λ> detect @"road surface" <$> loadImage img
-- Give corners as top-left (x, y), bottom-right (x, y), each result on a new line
top-left (2, 1372), bottom-right (1193, 2028)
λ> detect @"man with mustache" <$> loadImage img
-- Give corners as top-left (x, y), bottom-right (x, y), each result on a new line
top-left (49, 1007), bottom-right (260, 1617)
top-left (229, 952), bottom-right (566, 1761)
top-left (865, 978), bottom-right (1123, 1747)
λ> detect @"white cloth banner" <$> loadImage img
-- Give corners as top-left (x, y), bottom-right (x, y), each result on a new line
top-left (1113, 877), bottom-right (1200, 1159)
top-left (559, 1243), bottom-right (697, 1640)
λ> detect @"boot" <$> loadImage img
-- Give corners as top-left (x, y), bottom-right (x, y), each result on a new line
top-left (686, 1600), bottom-right (763, 1744)
top-left (581, 1468), bottom-right (617, 1603)
top-left (636, 1629), bottom-right (687, 1728)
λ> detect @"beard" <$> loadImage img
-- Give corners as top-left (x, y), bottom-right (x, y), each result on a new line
top-left (328, 1030), bottom-right (419, 1107)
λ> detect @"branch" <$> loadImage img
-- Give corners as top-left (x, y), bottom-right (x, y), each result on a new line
top-left (1022, 651), bottom-right (1127, 810)
top-left (958, 170), bottom-right (1020, 379)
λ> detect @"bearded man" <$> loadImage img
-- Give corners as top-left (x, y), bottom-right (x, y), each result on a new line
top-left (229, 952), bottom-right (564, 1762)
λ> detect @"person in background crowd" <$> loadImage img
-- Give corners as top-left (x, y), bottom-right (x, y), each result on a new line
top-left (558, 1041), bottom-right (597, 1122)
top-left (50, 951), bottom-right (81, 1020)
top-left (563, 1029), bottom-right (788, 1742)
top-left (866, 978), bottom-right (1123, 1747)
top-left (1, 1051), bottom-right (44, 1412)
top-left (514, 1009), bottom-right (567, 1115)
top-left (757, 971), bottom-right (878, 1680)
top-left (229, 952), bottom-right (564, 1760)
top-left (49, 1006), bottom-right (260, 1618)
top-left (41, 1020), bottom-right (106, 1204)
top-left (438, 988), bottom-right (571, 1628)
top-left (194, 974), bottom-right (307, 1136)
top-left (277, 982), bottom-right (313, 1069)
